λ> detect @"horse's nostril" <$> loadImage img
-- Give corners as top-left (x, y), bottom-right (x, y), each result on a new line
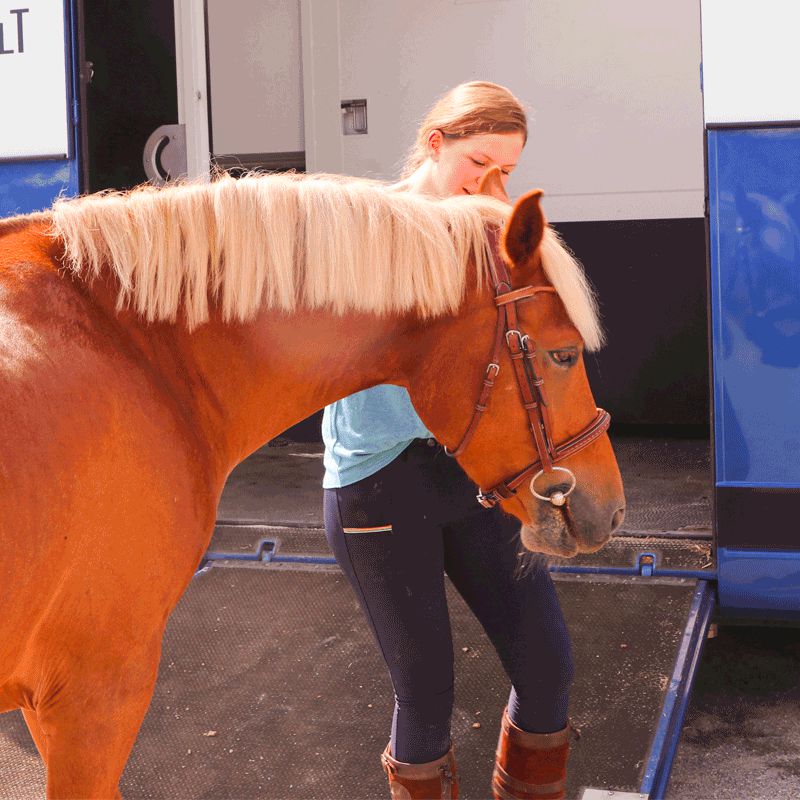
top-left (611, 508), bottom-right (625, 531)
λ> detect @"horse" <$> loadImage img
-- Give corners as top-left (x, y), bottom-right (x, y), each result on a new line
top-left (0, 168), bottom-right (624, 798)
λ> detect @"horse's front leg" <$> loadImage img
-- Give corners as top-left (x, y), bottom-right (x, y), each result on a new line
top-left (23, 707), bottom-right (122, 799)
top-left (24, 623), bottom-right (164, 800)
top-left (25, 628), bottom-right (164, 800)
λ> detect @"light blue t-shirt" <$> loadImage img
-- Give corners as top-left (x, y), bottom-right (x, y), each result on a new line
top-left (322, 384), bottom-right (433, 488)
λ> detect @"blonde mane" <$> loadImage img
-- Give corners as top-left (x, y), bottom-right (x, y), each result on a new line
top-left (49, 172), bottom-right (603, 349)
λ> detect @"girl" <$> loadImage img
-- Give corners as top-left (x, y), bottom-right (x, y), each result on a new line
top-left (323, 81), bottom-right (573, 800)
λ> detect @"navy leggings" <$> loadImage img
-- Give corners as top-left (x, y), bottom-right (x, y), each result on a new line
top-left (324, 439), bottom-right (573, 763)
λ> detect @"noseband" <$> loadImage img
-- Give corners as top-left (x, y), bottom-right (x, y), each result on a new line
top-left (444, 229), bottom-right (611, 508)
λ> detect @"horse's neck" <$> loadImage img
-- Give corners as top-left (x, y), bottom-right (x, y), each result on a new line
top-left (70, 250), bottom-right (414, 470)
top-left (175, 283), bottom-right (495, 470)
top-left (176, 306), bottom-right (410, 465)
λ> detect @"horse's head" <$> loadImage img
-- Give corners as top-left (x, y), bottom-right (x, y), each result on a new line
top-left (408, 175), bottom-right (625, 557)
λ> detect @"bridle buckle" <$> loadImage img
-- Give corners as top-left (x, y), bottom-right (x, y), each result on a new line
top-left (505, 329), bottom-right (523, 348)
top-left (476, 490), bottom-right (497, 509)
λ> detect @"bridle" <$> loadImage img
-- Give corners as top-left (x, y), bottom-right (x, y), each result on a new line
top-left (444, 228), bottom-right (611, 509)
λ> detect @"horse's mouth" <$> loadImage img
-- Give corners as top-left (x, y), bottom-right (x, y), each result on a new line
top-left (519, 501), bottom-right (604, 557)
top-left (520, 521), bottom-right (580, 558)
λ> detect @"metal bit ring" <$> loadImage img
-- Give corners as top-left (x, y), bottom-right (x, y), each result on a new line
top-left (530, 467), bottom-right (577, 507)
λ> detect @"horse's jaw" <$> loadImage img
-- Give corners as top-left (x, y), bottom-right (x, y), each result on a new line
top-left (520, 523), bottom-right (580, 558)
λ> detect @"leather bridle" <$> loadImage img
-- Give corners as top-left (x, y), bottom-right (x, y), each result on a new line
top-left (444, 228), bottom-right (611, 508)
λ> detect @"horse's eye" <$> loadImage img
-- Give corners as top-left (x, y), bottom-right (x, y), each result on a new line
top-left (549, 349), bottom-right (579, 367)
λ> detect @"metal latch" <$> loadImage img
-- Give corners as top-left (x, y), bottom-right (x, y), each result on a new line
top-left (143, 123), bottom-right (188, 185)
top-left (197, 538), bottom-right (276, 574)
top-left (341, 99), bottom-right (368, 135)
top-left (637, 552), bottom-right (657, 577)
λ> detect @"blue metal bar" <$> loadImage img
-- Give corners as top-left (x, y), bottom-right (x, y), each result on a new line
top-left (639, 579), bottom-right (716, 799)
top-left (197, 539), bottom-right (338, 573)
top-left (551, 552), bottom-right (716, 581)
top-left (549, 564), bottom-right (717, 581)
top-left (269, 554), bottom-right (337, 565)
top-left (198, 542), bottom-right (717, 582)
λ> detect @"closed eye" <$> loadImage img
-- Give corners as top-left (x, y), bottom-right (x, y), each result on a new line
top-left (470, 157), bottom-right (511, 176)
top-left (548, 348), bottom-right (580, 368)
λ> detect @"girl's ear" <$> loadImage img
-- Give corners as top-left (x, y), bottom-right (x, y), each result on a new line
top-left (427, 129), bottom-right (444, 160)
top-left (477, 166), bottom-right (510, 203)
top-left (500, 189), bottom-right (546, 270)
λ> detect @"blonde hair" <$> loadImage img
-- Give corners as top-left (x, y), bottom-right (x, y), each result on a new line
top-left (402, 81), bottom-right (528, 177)
top-left (51, 173), bottom-right (507, 327)
top-left (48, 172), bottom-right (603, 349)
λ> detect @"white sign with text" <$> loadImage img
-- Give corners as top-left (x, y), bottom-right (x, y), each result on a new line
top-left (0, 2), bottom-right (70, 160)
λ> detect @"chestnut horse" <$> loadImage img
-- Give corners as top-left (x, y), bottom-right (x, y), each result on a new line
top-left (0, 171), bottom-right (624, 798)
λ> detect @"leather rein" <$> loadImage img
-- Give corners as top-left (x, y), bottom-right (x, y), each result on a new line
top-left (444, 228), bottom-right (611, 508)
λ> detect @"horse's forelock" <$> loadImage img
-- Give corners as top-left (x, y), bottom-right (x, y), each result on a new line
top-left (539, 227), bottom-right (604, 351)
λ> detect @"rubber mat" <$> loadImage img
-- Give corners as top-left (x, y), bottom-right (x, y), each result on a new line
top-left (208, 433), bottom-right (713, 575)
top-left (0, 566), bottom-right (698, 799)
top-left (613, 435), bottom-right (711, 534)
top-left (216, 436), bottom-right (712, 534)
top-left (216, 442), bottom-right (324, 527)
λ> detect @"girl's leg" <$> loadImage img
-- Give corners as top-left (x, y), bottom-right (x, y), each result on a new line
top-left (443, 505), bottom-right (573, 733)
top-left (324, 456), bottom-right (455, 763)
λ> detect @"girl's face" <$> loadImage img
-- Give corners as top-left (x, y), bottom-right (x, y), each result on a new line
top-left (428, 130), bottom-right (525, 198)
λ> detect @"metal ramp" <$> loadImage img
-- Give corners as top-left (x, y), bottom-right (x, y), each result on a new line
top-left (139, 561), bottom-right (711, 799)
top-left (0, 552), bottom-right (712, 799)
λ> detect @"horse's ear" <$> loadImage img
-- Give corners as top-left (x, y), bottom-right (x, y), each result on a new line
top-left (501, 189), bottom-right (546, 270)
top-left (477, 166), bottom-right (509, 203)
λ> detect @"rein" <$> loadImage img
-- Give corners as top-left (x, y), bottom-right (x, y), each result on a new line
top-left (445, 228), bottom-right (611, 508)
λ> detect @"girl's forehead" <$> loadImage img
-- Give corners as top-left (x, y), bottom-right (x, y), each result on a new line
top-left (452, 131), bottom-right (524, 161)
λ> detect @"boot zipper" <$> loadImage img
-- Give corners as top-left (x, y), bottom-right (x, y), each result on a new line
top-left (440, 763), bottom-right (453, 796)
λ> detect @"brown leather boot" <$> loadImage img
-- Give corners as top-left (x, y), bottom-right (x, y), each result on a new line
top-left (381, 742), bottom-right (458, 799)
top-left (491, 709), bottom-right (570, 799)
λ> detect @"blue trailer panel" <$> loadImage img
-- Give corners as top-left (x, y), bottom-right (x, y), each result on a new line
top-left (708, 128), bottom-right (800, 614)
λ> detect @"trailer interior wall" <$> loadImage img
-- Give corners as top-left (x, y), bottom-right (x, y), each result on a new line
top-left (304, 0), bottom-right (704, 223)
top-left (206, 0), bottom-right (304, 163)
